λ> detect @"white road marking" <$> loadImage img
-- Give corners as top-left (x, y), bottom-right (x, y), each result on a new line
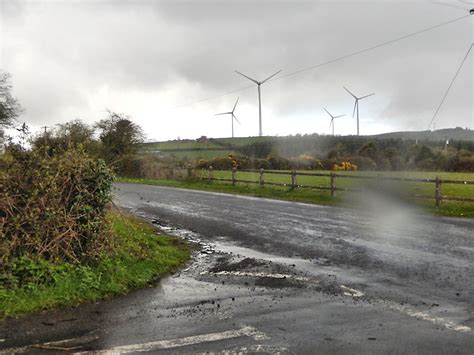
top-left (74, 326), bottom-right (269, 354)
top-left (0, 334), bottom-right (99, 354)
top-left (340, 285), bottom-right (365, 298)
top-left (197, 344), bottom-right (291, 354)
top-left (0, 345), bottom-right (29, 354)
top-left (45, 335), bottom-right (99, 346)
top-left (338, 285), bottom-right (471, 333)
top-left (387, 304), bottom-right (472, 333)
top-left (203, 270), bottom-right (310, 282)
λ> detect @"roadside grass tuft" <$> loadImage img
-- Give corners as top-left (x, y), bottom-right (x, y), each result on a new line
top-left (0, 211), bottom-right (191, 318)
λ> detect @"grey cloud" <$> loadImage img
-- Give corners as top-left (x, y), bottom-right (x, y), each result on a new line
top-left (1, 0), bottom-right (472, 136)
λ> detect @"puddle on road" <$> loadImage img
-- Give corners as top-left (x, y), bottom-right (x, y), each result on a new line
top-left (116, 207), bottom-right (473, 335)
top-left (122, 208), bottom-right (373, 291)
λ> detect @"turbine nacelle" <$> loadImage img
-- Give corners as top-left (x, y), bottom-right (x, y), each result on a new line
top-left (235, 70), bottom-right (282, 86)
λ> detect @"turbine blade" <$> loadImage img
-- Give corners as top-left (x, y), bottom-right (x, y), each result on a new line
top-left (215, 112), bottom-right (231, 116)
top-left (329, 119), bottom-right (333, 128)
top-left (232, 97), bottom-right (239, 113)
top-left (323, 107), bottom-right (333, 118)
top-left (352, 101), bottom-right (357, 117)
top-left (235, 70), bottom-right (259, 84)
top-left (261, 69), bottom-right (282, 84)
top-left (334, 114), bottom-right (345, 119)
top-left (233, 114), bottom-right (241, 125)
top-left (343, 86), bottom-right (357, 99)
top-left (360, 93), bottom-right (375, 100)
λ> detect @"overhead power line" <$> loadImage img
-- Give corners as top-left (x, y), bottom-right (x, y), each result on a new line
top-left (431, 1), bottom-right (471, 11)
top-left (427, 43), bottom-right (473, 130)
top-left (270, 14), bottom-right (471, 82)
top-left (174, 84), bottom-right (254, 109)
top-left (172, 14), bottom-right (470, 110)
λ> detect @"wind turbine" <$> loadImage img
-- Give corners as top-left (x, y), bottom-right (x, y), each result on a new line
top-left (323, 108), bottom-right (345, 136)
top-left (215, 97), bottom-right (240, 138)
top-left (343, 86), bottom-right (375, 136)
top-left (235, 69), bottom-right (281, 136)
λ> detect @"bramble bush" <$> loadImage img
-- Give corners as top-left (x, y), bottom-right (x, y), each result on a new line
top-left (0, 148), bottom-right (115, 284)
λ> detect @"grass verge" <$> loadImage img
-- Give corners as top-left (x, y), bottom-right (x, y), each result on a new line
top-left (117, 177), bottom-right (474, 218)
top-left (118, 177), bottom-right (340, 205)
top-left (0, 211), bottom-right (191, 318)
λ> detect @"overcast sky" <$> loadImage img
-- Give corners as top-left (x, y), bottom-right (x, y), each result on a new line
top-left (0, 0), bottom-right (473, 141)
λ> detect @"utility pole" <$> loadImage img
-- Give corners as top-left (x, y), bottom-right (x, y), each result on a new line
top-left (41, 126), bottom-right (49, 157)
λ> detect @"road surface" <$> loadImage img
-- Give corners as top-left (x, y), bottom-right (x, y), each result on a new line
top-left (1, 183), bottom-right (474, 354)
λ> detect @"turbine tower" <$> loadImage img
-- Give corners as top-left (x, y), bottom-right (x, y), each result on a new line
top-left (215, 97), bottom-right (240, 138)
top-left (235, 69), bottom-right (281, 136)
top-left (323, 108), bottom-right (345, 136)
top-left (343, 86), bottom-right (375, 136)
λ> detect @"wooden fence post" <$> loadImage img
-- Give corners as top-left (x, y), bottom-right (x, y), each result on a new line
top-left (187, 164), bottom-right (192, 179)
top-left (232, 167), bottom-right (237, 186)
top-left (435, 176), bottom-right (442, 208)
top-left (330, 172), bottom-right (336, 197)
top-left (259, 168), bottom-right (265, 187)
top-left (291, 170), bottom-right (297, 190)
top-left (208, 165), bottom-right (213, 182)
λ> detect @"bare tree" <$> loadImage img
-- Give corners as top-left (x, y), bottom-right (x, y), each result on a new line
top-left (95, 110), bottom-right (144, 163)
top-left (0, 72), bottom-right (22, 128)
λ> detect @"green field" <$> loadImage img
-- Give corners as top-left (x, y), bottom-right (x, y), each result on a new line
top-left (137, 136), bottom-right (278, 160)
top-left (198, 169), bottom-right (474, 199)
top-left (139, 137), bottom-right (272, 151)
top-left (215, 136), bottom-right (276, 147)
top-left (143, 149), bottom-right (235, 160)
top-left (138, 140), bottom-right (223, 150)
top-left (138, 139), bottom-right (239, 160)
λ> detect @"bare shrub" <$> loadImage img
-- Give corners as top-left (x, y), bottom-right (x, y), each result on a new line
top-left (0, 148), bottom-right (115, 271)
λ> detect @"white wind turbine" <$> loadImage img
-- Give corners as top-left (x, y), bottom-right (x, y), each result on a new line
top-left (215, 97), bottom-right (240, 138)
top-left (343, 86), bottom-right (375, 136)
top-left (323, 108), bottom-right (345, 136)
top-left (235, 69), bottom-right (281, 136)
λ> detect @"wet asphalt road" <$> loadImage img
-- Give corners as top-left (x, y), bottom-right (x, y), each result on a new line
top-left (1, 183), bottom-right (474, 354)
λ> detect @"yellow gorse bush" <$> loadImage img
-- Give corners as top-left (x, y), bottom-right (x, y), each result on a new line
top-left (332, 161), bottom-right (358, 171)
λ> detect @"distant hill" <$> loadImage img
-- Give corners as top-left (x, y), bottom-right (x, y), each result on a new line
top-left (369, 128), bottom-right (474, 142)
top-left (139, 128), bottom-right (474, 161)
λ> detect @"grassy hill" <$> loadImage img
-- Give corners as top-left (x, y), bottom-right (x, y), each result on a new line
top-left (137, 136), bottom-right (276, 160)
top-left (370, 127), bottom-right (474, 142)
top-left (139, 128), bottom-right (474, 161)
